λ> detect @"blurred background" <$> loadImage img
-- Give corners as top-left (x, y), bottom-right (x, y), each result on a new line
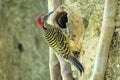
top-left (0, 0), bottom-right (50, 80)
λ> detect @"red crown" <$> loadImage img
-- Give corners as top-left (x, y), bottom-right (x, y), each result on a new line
top-left (36, 14), bottom-right (45, 28)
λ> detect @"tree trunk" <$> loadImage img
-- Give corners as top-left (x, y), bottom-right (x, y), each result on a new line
top-left (90, 0), bottom-right (118, 80)
top-left (64, 0), bottom-right (120, 80)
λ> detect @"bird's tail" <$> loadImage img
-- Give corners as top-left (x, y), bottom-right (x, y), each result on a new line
top-left (68, 57), bottom-right (84, 75)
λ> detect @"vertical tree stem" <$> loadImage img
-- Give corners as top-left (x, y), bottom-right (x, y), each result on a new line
top-left (90, 0), bottom-right (118, 80)
top-left (47, 0), bottom-right (62, 80)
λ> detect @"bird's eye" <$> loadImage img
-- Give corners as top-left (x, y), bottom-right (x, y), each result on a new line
top-left (41, 16), bottom-right (45, 23)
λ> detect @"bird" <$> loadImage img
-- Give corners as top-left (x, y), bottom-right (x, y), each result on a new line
top-left (36, 11), bottom-right (84, 75)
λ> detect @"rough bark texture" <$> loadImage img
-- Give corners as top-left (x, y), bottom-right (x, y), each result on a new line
top-left (64, 0), bottom-right (120, 80)
top-left (90, 0), bottom-right (118, 80)
top-left (105, 0), bottom-right (120, 80)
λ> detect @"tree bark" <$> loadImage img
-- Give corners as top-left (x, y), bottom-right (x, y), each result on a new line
top-left (90, 0), bottom-right (118, 80)
top-left (48, 0), bottom-right (73, 80)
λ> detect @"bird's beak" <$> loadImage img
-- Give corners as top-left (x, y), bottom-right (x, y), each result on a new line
top-left (46, 11), bottom-right (54, 17)
top-left (41, 11), bottom-right (54, 23)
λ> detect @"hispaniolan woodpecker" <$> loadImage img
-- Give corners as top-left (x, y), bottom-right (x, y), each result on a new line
top-left (36, 11), bottom-right (84, 75)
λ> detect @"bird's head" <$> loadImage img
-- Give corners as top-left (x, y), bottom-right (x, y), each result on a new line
top-left (36, 11), bottom-right (54, 29)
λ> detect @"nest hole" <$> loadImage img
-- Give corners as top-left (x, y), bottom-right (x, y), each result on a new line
top-left (55, 11), bottom-right (68, 28)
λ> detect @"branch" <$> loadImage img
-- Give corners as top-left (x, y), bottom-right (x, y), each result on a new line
top-left (47, 1), bottom-right (62, 80)
top-left (90, 0), bottom-right (118, 80)
top-left (48, 0), bottom-right (73, 80)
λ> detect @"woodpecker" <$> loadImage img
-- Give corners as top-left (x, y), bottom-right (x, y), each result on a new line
top-left (36, 11), bottom-right (84, 75)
